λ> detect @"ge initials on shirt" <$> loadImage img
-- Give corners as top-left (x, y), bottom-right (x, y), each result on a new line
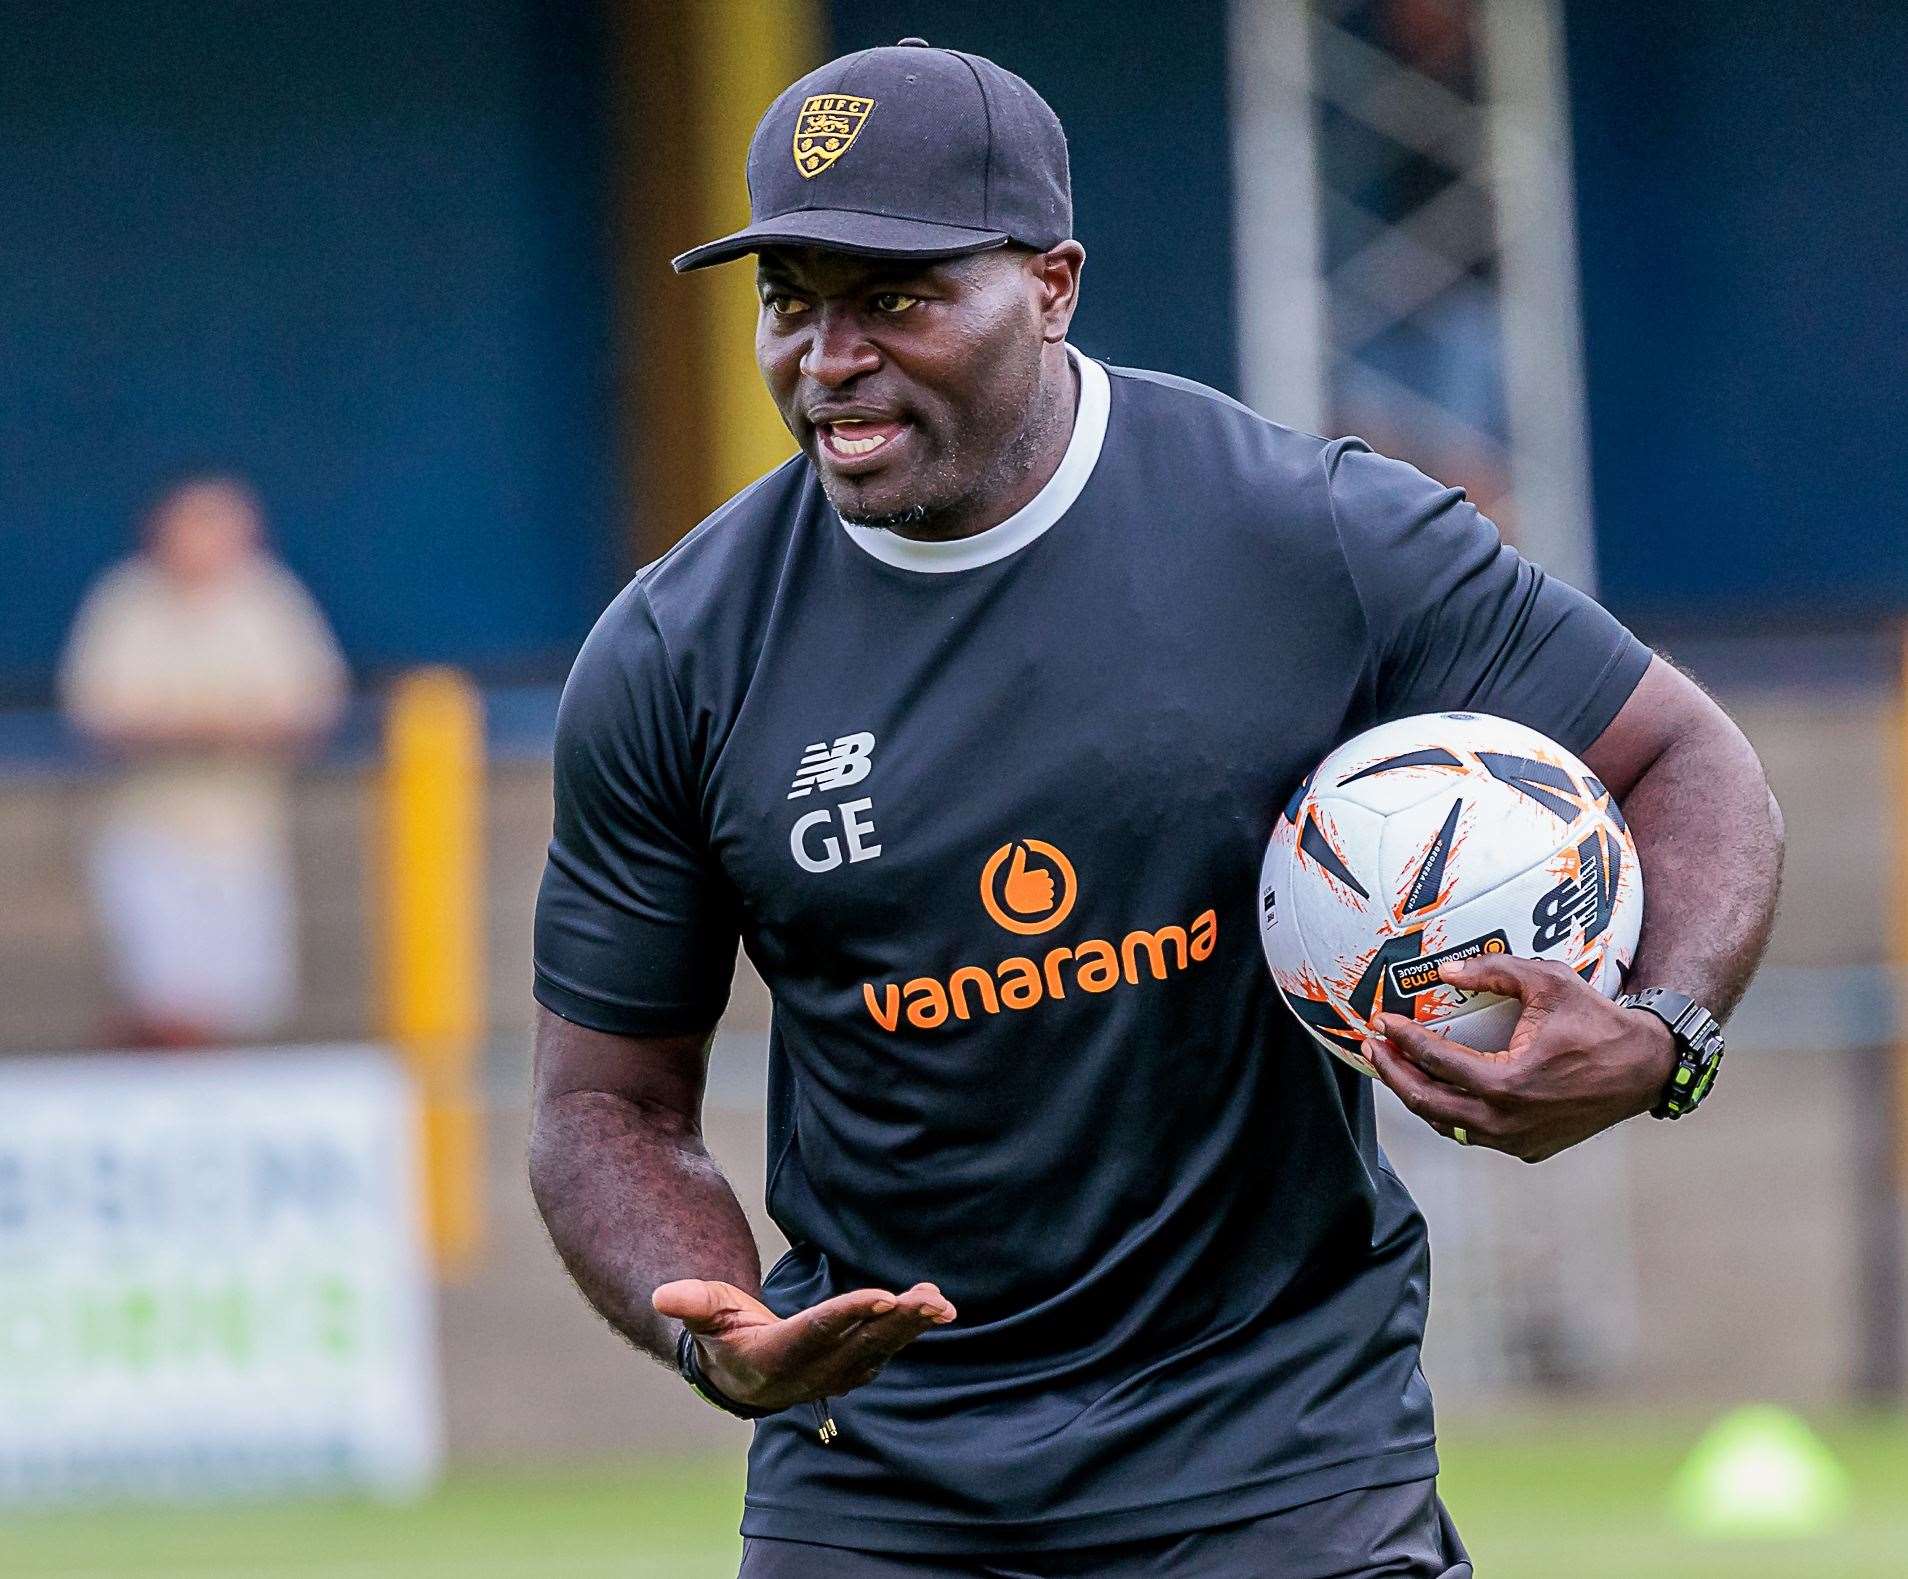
top-left (787, 731), bottom-right (881, 872)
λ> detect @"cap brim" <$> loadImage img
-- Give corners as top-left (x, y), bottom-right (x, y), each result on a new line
top-left (671, 209), bottom-right (1011, 273)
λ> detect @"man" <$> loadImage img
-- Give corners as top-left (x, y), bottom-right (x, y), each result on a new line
top-left (61, 473), bottom-right (345, 1046)
top-left (530, 42), bottom-right (1781, 1578)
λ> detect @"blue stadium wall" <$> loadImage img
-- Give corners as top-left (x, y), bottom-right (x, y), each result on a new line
top-left (1566, 2), bottom-right (1908, 620)
top-left (0, 0), bottom-right (619, 699)
top-left (5, 2), bottom-right (1898, 703)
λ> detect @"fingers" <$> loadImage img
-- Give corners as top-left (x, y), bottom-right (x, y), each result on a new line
top-left (1369, 1012), bottom-right (1505, 1093)
top-left (782, 1282), bottom-right (955, 1369)
top-left (895, 1281), bottom-right (957, 1325)
top-left (652, 1278), bottom-right (774, 1334)
top-left (1438, 953), bottom-right (1568, 1003)
top-left (839, 1285), bottom-right (957, 1386)
top-left (800, 1286), bottom-right (913, 1340)
top-left (675, 1280), bottom-right (957, 1411)
top-left (1365, 1035), bottom-right (1497, 1139)
top-left (766, 1283), bottom-right (955, 1396)
top-left (836, 1282), bottom-right (956, 1345)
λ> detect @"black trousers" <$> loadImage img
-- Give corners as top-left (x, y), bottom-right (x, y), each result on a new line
top-left (738, 1478), bottom-right (1473, 1578)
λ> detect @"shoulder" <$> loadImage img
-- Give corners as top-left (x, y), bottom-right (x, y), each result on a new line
top-left (64, 559), bottom-right (163, 652)
top-left (565, 455), bottom-right (815, 721)
top-left (1110, 370), bottom-right (1462, 534)
top-left (242, 558), bottom-right (335, 625)
top-left (1099, 360), bottom-right (1448, 517)
top-left (1094, 359), bottom-right (1357, 548)
top-left (562, 575), bottom-right (671, 715)
top-left (78, 556), bottom-right (159, 613)
top-left (1092, 360), bottom-right (1367, 571)
top-left (1316, 440), bottom-right (1466, 537)
top-left (247, 555), bottom-right (316, 596)
top-left (635, 454), bottom-right (814, 637)
top-left (1102, 360), bottom-right (1336, 484)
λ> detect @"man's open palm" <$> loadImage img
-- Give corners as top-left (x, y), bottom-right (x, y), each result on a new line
top-left (653, 1278), bottom-right (956, 1411)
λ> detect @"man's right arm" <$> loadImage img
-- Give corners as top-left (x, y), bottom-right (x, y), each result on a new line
top-left (532, 587), bottom-right (954, 1409)
top-left (527, 1005), bottom-right (762, 1365)
top-left (528, 1003), bottom-right (957, 1408)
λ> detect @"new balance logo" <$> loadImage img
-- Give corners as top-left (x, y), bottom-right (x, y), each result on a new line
top-left (1531, 833), bottom-right (1617, 952)
top-left (788, 731), bottom-right (875, 798)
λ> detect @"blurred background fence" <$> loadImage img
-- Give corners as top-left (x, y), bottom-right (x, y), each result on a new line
top-left (1, 0), bottom-right (1906, 1569)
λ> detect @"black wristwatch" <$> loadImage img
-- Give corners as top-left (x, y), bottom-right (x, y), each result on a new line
top-left (676, 1327), bottom-right (778, 1420)
top-left (1617, 988), bottom-right (1726, 1119)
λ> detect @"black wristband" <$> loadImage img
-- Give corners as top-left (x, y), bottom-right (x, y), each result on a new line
top-left (676, 1327), bottom-right (779, 1420)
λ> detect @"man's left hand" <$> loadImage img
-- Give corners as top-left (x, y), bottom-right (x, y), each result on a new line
top-left (1362, 954), bottom-right (1677, 1163)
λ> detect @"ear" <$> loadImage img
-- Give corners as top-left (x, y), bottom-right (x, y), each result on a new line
top-left (1030, 242), bottom-right (1085, 343)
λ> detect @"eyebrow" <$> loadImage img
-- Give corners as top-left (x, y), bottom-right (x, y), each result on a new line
top-left (756, 259), bottom-right (948, 291)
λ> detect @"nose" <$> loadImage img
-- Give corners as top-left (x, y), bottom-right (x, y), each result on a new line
top-left (799, 308), bottom-right (881, 390)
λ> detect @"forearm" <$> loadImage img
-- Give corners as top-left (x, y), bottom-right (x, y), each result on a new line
top-left (528, 1089), bottom-right (761, 1365)
top-left (1617, 712), bottom-right (1784, 1019)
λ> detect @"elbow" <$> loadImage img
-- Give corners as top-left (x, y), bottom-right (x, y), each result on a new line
top-left (526, 1120), bottom-right (569, 1235)
top-left (525, 1098), bottom-right (562, 1209)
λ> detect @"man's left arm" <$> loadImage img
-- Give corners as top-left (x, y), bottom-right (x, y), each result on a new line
top-left (1366, 655), bottom-right (1785, 1161)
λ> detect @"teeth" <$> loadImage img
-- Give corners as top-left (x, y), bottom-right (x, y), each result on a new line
top-left (824, 423), bottom-right (894, 457)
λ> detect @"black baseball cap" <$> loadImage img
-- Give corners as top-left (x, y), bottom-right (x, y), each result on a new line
top-left (671, 40), bottom-right (1071, 273)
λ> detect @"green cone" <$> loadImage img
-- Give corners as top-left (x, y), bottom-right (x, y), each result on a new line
top-left (1669, 1405), bottom-right (1853, 1539)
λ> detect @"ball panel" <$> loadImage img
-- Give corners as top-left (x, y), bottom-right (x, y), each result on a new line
top-left (1277, 880), bottom-right (1380, 1076)
top-left (1289, 796), bottom-right (1385, 906)
top-left (1431, 994), bottom-right (1521, 1053)
top-left (1321, 750), bottom-right (1469, 818)
top-left (1258, 819), bottom-right (1375, 1074)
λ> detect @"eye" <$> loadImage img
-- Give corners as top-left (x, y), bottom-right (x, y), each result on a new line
top-left (871, 292), bottom-right (921, 315)
top-left (762, 291), bottom-right (810, 317)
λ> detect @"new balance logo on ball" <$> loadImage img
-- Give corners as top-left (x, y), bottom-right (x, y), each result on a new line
top-left (787, 732), bottom-right (875, 798)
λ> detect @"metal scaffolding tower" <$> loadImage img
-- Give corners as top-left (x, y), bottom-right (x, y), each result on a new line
top-left (1230, 0), bottom-right (1598, 592)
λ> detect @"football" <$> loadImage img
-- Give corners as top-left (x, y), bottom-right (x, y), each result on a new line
top-left (1258, 712), bottom-right (1642, 1075)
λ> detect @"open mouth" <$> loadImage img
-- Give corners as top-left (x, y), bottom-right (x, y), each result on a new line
top-left (816, 418), bottom-right (909, 469)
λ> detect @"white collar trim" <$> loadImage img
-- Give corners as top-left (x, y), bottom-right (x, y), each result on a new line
top-left (837, 344), bottom-right (1108, 574)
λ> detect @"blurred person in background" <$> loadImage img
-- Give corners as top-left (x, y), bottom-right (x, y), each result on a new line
top-left (59, 473), bottom-right (346, 1048)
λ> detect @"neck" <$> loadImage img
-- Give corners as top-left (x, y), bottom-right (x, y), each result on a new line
top-left (890, 343), bottom-right (1080, 543)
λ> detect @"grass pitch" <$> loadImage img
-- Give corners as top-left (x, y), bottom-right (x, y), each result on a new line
top-left (3, 1413), bottom-right (1905, 1577)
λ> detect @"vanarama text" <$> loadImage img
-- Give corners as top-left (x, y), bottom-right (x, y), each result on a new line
top-left (862, 909), bottom-right (1219, 1032)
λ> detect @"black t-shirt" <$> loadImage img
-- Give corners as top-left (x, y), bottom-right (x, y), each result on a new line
top-left (534, 349), bottom-right (1651, 1553)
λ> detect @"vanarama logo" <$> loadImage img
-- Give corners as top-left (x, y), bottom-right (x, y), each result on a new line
top-left (861, 838), bottom-right (1219, 1032)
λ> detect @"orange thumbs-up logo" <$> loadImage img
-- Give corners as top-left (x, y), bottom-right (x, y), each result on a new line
top-left (980, 839), bottom-right (1077, 935)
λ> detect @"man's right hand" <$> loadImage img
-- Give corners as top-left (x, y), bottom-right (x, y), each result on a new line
top-left (652, 1278), bottom-right (957, 1411)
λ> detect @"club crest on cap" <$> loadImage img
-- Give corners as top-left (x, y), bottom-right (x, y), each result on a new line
top-left (793, 94), bottom-right (875, 178)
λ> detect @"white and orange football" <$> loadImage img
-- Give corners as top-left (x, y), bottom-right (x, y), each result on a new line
top-left (1258, 712), bottom-right (1642, 1075)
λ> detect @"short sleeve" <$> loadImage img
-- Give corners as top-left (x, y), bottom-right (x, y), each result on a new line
top-left (533, 583), bottom-right (739, 1036)
top-left (1324, 440), bottom-right (1652, 754)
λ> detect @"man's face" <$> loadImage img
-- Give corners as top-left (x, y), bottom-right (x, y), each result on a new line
top-left (150, 482), bottom-right (261, 587)
top-left (754, 245), bottom-right (1078, 532)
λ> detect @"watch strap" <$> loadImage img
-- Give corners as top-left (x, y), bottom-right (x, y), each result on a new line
top-left (1619, 987), bottom-right (1725, 1119)
top-left (676, 1327), bottom-right (779, 1420)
